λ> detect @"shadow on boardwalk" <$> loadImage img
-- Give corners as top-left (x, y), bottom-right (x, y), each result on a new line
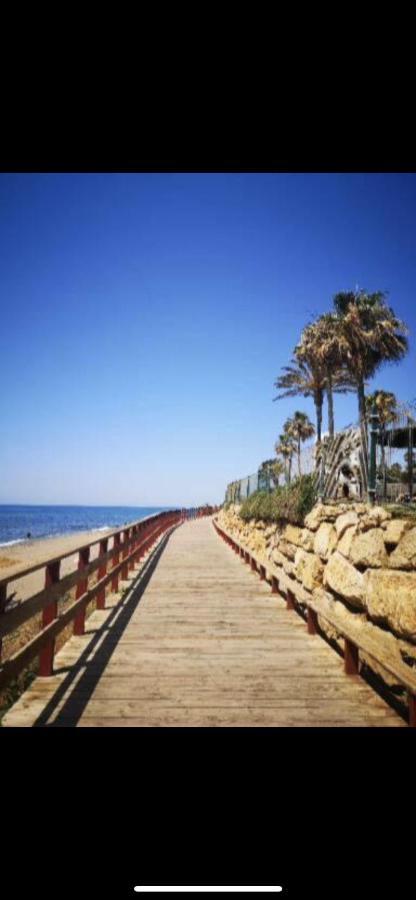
top-left (34, 529), bottom-right (176, 726)
top-left (3, 518), bottom-right (405, 727)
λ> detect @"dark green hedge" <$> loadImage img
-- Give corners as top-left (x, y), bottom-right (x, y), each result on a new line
top-left (239, 475), bottom-right (317, 526)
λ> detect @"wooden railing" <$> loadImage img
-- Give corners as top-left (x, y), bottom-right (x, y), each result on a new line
top-left (0, 510), bottom-right (183, 692)
top-left (213, 517), bottom-right (416, 727)
top-left (181, 506), bottom-right (221, 519)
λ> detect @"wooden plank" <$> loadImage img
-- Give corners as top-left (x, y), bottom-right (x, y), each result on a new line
top-left (2, 518), bottom-right (405, 728)
top-left (216, 518), bottom-right (416, 695)
top-left (310, 588), bottom-right (416, 693)
top-left (0, 524), bottom-right (177, 691)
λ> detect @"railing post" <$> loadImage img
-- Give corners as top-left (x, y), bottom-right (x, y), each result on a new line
top-left (39, 560), bottom-right (61, 676)
top-left (121, 528), bottom-right (130, 580)
top-left (271, 576), bottom-right (279, 594)
top-left (111, 533), bottom-right (121, 591)
top-left (344, 638), bottom-right (359, 675)
top-left (135, 523), bottom-right (143, 562)
top-left (307, 608), bottom-right (318, 635)
top-left (96, 538), bottom-right (108, 610)
top-left (129, 526), bottom-right (137, 571)
top-left (74, 547), bottom-right (90, 635)
top-left (286, 589), bottom-right (295, 610)
top-left (143, 524), bottom-right (150, 555)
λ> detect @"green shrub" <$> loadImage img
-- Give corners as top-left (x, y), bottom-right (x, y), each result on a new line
top-left (239, 491), bottom-right (275, 522)
top-left (0, 664), bottom-right (37, 725)
top-left (239, 475), bottom-right (317, 526)
top-left (384, 503), bottom-right (416, 522)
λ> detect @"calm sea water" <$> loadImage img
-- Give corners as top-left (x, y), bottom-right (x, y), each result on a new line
top-left (0, 505), bottom-right (174, 547)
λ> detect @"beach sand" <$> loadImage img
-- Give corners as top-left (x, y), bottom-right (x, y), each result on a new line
top-left (0, 528), bottom-right (115, 604)
top-left (0, 528), bottom-right (122, 683)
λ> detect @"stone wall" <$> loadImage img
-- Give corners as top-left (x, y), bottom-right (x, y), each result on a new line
top-left (217, 502), bottom-right (416, 689)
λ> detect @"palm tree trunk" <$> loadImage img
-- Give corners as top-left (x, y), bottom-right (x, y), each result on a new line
top-left (288, 456), bottom-right (292, 485)
top-left (298, 436), bottom-right (301, 476)
top-left (327, 372), bottom-right (334, 439)
top-left (357, 378), bottom-right (366, 425)
top-left (381, 428), bottom-right (387, 500)
top-left (315, 393), bottom-right (323, 444)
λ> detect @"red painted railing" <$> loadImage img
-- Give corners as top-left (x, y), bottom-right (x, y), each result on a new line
top-left (213, 517), bottom-right (416, 727)
top-left (180, 505), bottom-right (221, 519)
top-left (0, 510), bottom-right (182, 692)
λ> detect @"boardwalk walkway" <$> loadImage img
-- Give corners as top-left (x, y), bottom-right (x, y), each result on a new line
top-left (2, 518), bottom-right (404, 726)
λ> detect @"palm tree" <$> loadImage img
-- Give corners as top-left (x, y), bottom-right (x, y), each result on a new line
top-left (258, 458), bottom-right (278, 491)
top-left (284, 412), bottom-right (315, 476)
top-left (296, 315), bottom-right (355, 439)
top-left (332, 290), bottom-right (409, 425)
top-left (365, 390), bottom-right (398, 499)
top-left (274, 355), bottom-right (326, 443)
top-left (275, 433), bottom-right (296, 485)
top-left (272, 458), bottom-right (286, 487)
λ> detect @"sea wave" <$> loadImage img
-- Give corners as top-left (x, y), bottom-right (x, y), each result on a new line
top-left (0, 538), bottom-right (25, 548)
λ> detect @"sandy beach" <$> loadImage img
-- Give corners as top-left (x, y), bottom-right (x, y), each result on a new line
top-left (0, 528), bottom-right (115, 604)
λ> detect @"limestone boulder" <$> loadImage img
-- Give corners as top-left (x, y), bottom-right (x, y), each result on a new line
top-left (323, 551), bottom-right (365, 608)
top-left (283, 524), bottom-right (304, 547)
top-left (299, 528), bottom-right (315, 552)
top-left (271, 548), bottom-right (295, 577)
top-left (335, 510), bottom-right (359, 539)
top-left (303, 506), bottom-right (322, 532)
top-left (278, 539), bottom-right (297, 561)
top-left (348, 528), bottom-right (388, 568)
top-left (294, 548), bottom-right (324, 591)
top-left (358, 506), bottom-right (392, 532)
top-left (321, 504), bottom-right (347, 519)
top-left (365, 569), bottom-right (416, 641)
top-left (304, 504), bottom-right (341, 531)
top-left (313, 522), bottom-right (338, 560)
top-left (270, 530), bottom-right (282, 548)
top-left (337, 525), bottom-right (358, 559)
top-left (388, 527), bottom-right (416, 569)
top-left (381, 518), bottom-right (412, 547)
top-left (367, 505), bottom-right (391, 525)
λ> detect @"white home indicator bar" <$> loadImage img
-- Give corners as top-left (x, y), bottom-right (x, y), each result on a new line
top-left (134, 889), bottom-right (283, 894)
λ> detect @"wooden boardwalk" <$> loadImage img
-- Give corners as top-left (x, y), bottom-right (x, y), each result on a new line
top-left (2, 518), bottom-right (404, 726)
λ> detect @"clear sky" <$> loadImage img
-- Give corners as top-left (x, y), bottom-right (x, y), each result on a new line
top-left (1, 172), bottom-right (415, 507)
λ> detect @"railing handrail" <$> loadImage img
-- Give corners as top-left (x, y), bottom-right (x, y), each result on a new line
top-left (213, 516), bottom-right (416, 726)
top-left (0, 511), bottom-right (183, 693)
top-left (0, 509), bottom-right (178, 589)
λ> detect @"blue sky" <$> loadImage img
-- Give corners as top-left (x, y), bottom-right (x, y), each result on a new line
top-left (1, 172), bottom-right (415, 506)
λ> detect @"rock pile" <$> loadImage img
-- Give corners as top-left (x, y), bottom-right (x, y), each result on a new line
top-left (217, 502), bottom-right (416, 685)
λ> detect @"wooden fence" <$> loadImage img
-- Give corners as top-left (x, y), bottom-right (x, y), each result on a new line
top-left (213, 517), bottom-right (416, 727)
top-left (0, 510), bottom-right (182, 693)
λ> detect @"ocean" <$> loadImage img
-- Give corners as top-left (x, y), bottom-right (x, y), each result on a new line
top-left (0, 505), bottom-right (174, 547)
